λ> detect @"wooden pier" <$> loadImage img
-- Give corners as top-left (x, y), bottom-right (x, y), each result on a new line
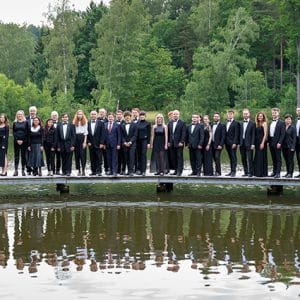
top-left (0, 174), bottom-right (299, 195)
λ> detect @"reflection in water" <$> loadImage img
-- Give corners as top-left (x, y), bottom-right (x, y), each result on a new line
top-left (0, 205), bottom-right (300, 297)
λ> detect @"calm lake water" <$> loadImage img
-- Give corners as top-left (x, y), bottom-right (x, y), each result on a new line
top-left (0, 185), bottom-right (300, 299)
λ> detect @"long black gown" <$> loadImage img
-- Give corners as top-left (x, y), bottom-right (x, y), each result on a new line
top-left (253, 125), bottom-right (268, 177)
top-left (202, 125), bottom-right (213, 176)
top-left (0, 126), bottom-right (9, 168)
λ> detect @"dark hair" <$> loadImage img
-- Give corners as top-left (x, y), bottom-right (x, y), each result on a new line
top-left (284, 114), bottom-right (293, 120)
top-left (44, 119), bottom-right (53, 135)
top-left (0, 113), bottom-right (8, 125)
top-left (116, 110), bottom-right (123, 114)
top-left (214, 112), bottom-right (220, 116)
top-left (139, 111), bottom-right (146, 116)
top-left (107, 112), bottom-right (115, 117)
top-left (61, 113), bottom-right (68, 118)
top-left (124, 111), bottom-right (132, 117)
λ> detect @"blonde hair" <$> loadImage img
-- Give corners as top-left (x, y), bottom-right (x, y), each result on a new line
top-left (14, 110), bottom-right (26, 122)
top-left (155, 113), bottom-right (165, 126)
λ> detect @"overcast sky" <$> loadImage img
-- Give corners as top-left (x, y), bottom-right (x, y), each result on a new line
top-left (0, 0), bottom-right (110, 26)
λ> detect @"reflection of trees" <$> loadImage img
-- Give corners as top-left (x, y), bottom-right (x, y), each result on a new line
top-left (0, 211), bottom-right (8, 266)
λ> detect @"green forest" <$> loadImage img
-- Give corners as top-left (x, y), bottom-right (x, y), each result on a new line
top-left (0, 0), bottom-right (299, 121)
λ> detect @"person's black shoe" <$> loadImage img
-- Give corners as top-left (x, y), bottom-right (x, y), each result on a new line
top-left (66, 173), bottom-right (71, 176)
top-left (242, 173), bottom-right (248, 177)
top-left (176, 172), bottom-right (182, 177)
top-left (97, 173), bottom-right (102, 176)
top-left (274, 174), bottom-right (280, 178)
top-left (128, 173), bottom-right (134, 177)
top-left (141, 172), bottom-right (146, 176)
top-left (230, 172), bottom-right (236, 177)
top-left (248, 174), bottom-right (253, 178)
top-left (283, 173), bottom-right (288, 178)
top-left (188, 172), bottom-right (196, 176)
top-left (89, 173), bottom-right (96, 176)
top-left (286, 174), bottom-right (292, 178)
top-left (214, 172), bottom-right (221, 176)
top-left (294, 174), bottom-right (300, 178)
top-left (170, 171), bottom-right (177, 175)
top-left (197, 172), bottom-right (201, 177)
top-left (136, 170), bottom-right (141, 175)
top-left (56, 171), bottom-right (61, 175)
top-left (269, 173), bottom-right (275, 177)
top-left (225, 172), bottom-right (232, 176)
top-left (22, 170), bottom-right (26, 176)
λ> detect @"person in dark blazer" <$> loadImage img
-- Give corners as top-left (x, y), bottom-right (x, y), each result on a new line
top-left (57, 113), bottom-right (76, 176)
top-left (295, 107), bottom-right (300, 178)
top-left (268, 107), bottom-right (285, 178)
top-left (98, 108), bottom-right (109, 174)
top-left (116, 110), bottom-right (126, 175)
top-left (104, 112), bottom-right (121, 176)
top-left (87, 110), bottom-right (105, 176)
top-left (26, 106), bottom-right (38, 175)
top-left (211, 112), bottom-right (226, 176)
top-left (167, 110), bottom-right (186, 176)
top-left (282, 114), bottom-right (296, 178)
top-left (51, 111), bottom-right (61, 175)
top-left (225, 110), bottom-right (240, 177)
top-left (186, 114), bottom-right (204, 176)
top-left (43, 119), bottom-right (57, 176)
top-left (239, 109), bottom-right (255, 177)
top-left (121, 111), bottom-right (138, 176)
top-left (136, 111), bottom-right (151, 176)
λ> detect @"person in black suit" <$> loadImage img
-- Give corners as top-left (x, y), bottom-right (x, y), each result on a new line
top-left (295, 107), bottom-right (300, 178)
top-left (211, 112), bottom-right (226, 176)
top-left (268, 107), bottom-right (285, 178)
top-left (225, 110), bottom-right (240, 177)
top-left (186, 114), bottom-right (204, 176)
top-left (121, 111), bottom-right (138, 176)
top-left (98, 108), bottom-right (109, 174)
top-left (167, 110), bottom-right (186, 176)
top-left (116, 110), bottom-right (126, 174)
top-left (104, 112), bottom-right (121, 176)
top-left (136, 111), bottom-right (151, 176)
top-left (239, 109), bottom-right (255, 177)
top-left (87, 110), bottom-right (105, 176)
top-left (282, 114), bottom-right (296, 178)
top-left (51, 111), bottom-right (61, 175)
top-left (57, 113), bottom-right (76, 176)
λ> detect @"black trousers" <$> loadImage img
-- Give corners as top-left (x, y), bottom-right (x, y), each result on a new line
top-left (117, 146), bottom-right (126, 173)
top-left (225, 144), bottom-right (237, 173)
top-left (137, 139), bottom-right (148, 173)
top-left (61, 150), bottom-right (73, 175)
top-left (102, 149), bottom-right (109, 172)
top-left (44, 143), bottom-right (55, 172)
top-left (282, 148), bottom-right (295, 175)
top-left (240, 144), bottom-right (254, 175)
top-left (296, 147), bottom-right (300, 174)
top-left (124, 145), bottom-right (136, 173)
top-left (89, 146), bottom-right (102, 174)
top-left (54, 150), bottom-right (61, 172)
top-left (106, 145), bottom-right (118, 174)
top-left (189, 147), bottom-right (202, 174)
top-left (169, 146), bottom-right (184, 173)
top-left (269, 143), bottom-right (282, 175)
top-left (74, 134), bottom-right (86, 171)
top-left (212, 148), bottom-right (222, 175)
top-left (14, 141), bottom-right (27, 170)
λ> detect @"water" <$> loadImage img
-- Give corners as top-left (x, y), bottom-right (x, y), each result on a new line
top-left (0, 188), bottom-right (300, 299)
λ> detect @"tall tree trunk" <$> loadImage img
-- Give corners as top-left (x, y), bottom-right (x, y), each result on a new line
top-left (280, 39), bottom-right (283, 92)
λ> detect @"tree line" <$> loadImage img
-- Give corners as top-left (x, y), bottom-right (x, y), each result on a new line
top-left (0, 0), bottom-right (299, 122)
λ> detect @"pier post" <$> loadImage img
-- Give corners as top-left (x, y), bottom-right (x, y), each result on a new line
top-left (56, 184), bottom-right (70, 194)
top-left (267, 185), bottom-right (283, 195)
top-left (156, 183), bottom-right (173, 193)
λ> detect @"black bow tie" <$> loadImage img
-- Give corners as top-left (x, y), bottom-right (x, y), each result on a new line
top-left (214, 122), bottom-right (218, 125)
top-left (243, 120), bottom-right (248, 123)
top-left (228, 119), bottom-right (232, 122)
top-left (63, 122), bottom-right (68, 125)
top-left (298, 118), bottom-right (300, 120)
top-left (272, 119), bottom-right (277, 122)
top-left (91, 121), bottom-right (96, 123)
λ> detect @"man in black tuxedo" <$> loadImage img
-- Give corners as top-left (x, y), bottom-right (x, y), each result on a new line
top-left (87, 110), bottom-right (105, 176)
top-left (295, 107), bottom-right (300, 178)
top-left (104, 113), bottom-right (121, 176)
top-left (116, 110), bottom-right (126, 175)
top-left (239, 109), bottom-right (255, 177)
top-left (268, 107), bottom-right (285, 178)
top-left (168, 110), bottom-right (186, 176)
top-left (121, 111), bottom-right (138, 176)
top-left (186, 114), bottom-right (204, 176)
top-left (211, 112), bottom-right (226, 176)
top-left (98, 108), bottom-right (109, 174)
top-left (225, 110), bottom-right (240, 177)
top-left (57, 113), bottom-right (76, 176)
top-left (51, 110), bottom-right (61, 175)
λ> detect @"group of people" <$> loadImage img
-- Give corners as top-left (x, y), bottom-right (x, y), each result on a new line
top-left (0, 106), bottom-right (299, 178)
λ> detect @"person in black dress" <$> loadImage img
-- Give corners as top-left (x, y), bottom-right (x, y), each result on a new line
top-left (253, 112), bottom-right (268, 177)
top-left (136, 111), bottom-right (151, 176)
top-left (202, 115), bottom-right (214, 176)
top-left (0, 114), bottom-right (9, 176)
top-left (44, 119), bottom-right (57, 176)
top-left (13, 110), bottom-right (28, 176)
top-left (295, 107), bottom-right (300, 178)
top-left (150, 114), bottom-right (168, 175)
top-left (27, 117), bottom-right (44, 176)
top-left (282, 114), bottom-right (296, 178)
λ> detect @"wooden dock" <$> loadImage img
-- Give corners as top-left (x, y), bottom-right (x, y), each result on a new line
top-left (0, 174), bottom-right (299, 194)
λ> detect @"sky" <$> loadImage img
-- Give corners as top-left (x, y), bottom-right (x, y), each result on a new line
top-left (0, 0), bottom-right (110, 26)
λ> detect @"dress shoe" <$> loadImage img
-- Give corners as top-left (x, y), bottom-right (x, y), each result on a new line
top-left (230, 172), bottom-right (236, 177)
top-left (119, 171), bottom-right (124, 175)
top-left (1, 172), bottom-right (7, 176)
top-left (159, 172), bottom-right (164, 176)
top-left (248, 174), bottom-right (253, 178)
top-left (136, 170), bottom-right (141, 175)
top-left (66, 173), bottom-right (71, 176)
top-left (283, 173), bottom-right (288, 178)
top-left (273, 174), bottom-right (280, 178)
top-left (225, 172), bottom-right (232, 176)
top-left (56, 171), bottom-right (61, 175)
top-left (197, 172), bottom-right (201, 177)
top-left (242, 173), bottom-right (248, 177)
top-left (141, 172), bottom-right (146, 176)
top-left (128, 173), bottom-right (134, 177)
top-left (294, 174), bottom-right (300, 178)
top-left (188, 172), bottom-right (196, 176)
top-left (214, 172), bottom-right (221, 176)
top-left (82, 171), bottom-right (86, 176)
top-left (89, 173), bottom-right (96, 176)
top-left (269, 173), bottom-right (276, 177)
top-left (286, 174), bottom-right (292, 178)
top-left (22, 170), bottom-right (26, 176)
top-left (13, 170), bottom-right (18, 176)
top-left (97, 173), bottom-right (102, 176)
top-left (176, 172), bottom-right (182, 177)
top-left (154, 172), bottom-right (160, 176)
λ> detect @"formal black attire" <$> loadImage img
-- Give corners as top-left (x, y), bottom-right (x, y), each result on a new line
top-left (52, 120), bottom-right (61, 174)
top-left (186, 123), bottom-right (204, 175)
top-left (202, 125), bottom-right (213, 176)
top-left (225, 119), bottom-right (240, 175)
top-left (57, 122), bottom-right (76, 175)
top-left (239, 119), bottom-right (255, 176)
top-left (74, 124), bottom-right (88, 174)
top-left (121, 122), bottom-right (138, 174)
top-left (98, 117), bottom-right (109, 173)
top-left (13, 121), bottom-right (28, 172)
top-left (0, 125), bottom-right (9, 168)
top-left (136, 120), bottom-right (151, 174)
top-left (282, 125), bottom-right (296, 176)
top-left (105, 121), bottom-right (121, 175)
top-left (87, 120), bottom-right (105, 175)
top-left (26, 115), bottom-right (36, 174)
top-left (27, 127), bottom-right (44, 173)
top-left (115, 119), bottom-right (126, 174)
top-left (43, 126), bottom-right (57, 172)
top-left (253, 125), bottom-right (268, 177)
top-left (268, 119), bottom-right (285, 176)
top-left (168, 119), bottom-right (186, 175)
top-left (295, 118), bottom-right (300, 176)
top-left (150, 125), bottom-right (168, 174)
top-left (211, 122), bottom-right (226, 175)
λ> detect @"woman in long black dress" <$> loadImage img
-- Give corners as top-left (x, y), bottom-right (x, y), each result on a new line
top-left (27, 117), bottom-right (44, 176)
top-left (253, 112), bottom-right (268, 177)
top-left (202, 115), bottom-right (213, 176)
top-left (150, 114), bottom-right (168, 175)
top-left (282, 114), bottom-right (296, 178)
top-left (13, 110), bottom-right (28, 176)
top-left (0, 114), bottom-right (9, 176)
top-left (44, 119), bottom-right (57, 176)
